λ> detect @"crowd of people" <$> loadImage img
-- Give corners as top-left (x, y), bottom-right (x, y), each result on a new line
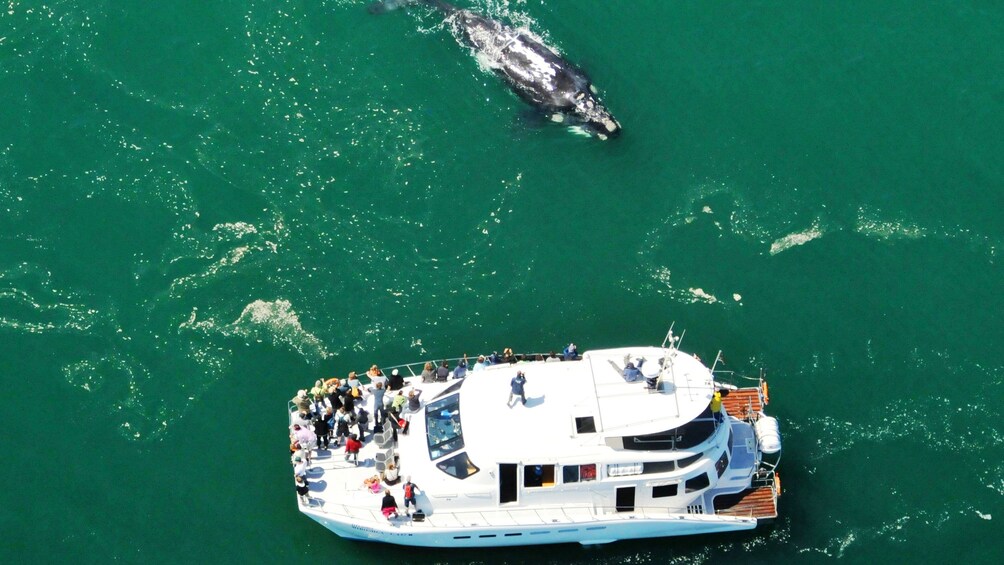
top-left (288, 343), bottom-right (582, 518)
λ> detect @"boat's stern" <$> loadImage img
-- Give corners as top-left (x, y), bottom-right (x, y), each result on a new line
top-left (713, 380), bottom-right (782, 521)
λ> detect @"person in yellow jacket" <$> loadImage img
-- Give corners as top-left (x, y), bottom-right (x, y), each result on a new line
top-left (710, 391), bottom-right (723, 423)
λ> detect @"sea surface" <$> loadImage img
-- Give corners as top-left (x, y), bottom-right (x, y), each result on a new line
top-left (1, 1), bottom-right (1002, 563)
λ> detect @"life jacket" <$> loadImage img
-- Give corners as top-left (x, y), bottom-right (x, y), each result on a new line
top-left (404, 483), bottom-right (413, 498)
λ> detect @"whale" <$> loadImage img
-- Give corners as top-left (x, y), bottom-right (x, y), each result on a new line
top-left (371, 0), bottom-right (621, 139)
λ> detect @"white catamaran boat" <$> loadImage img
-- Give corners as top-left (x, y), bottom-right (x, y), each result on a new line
top-left (288, 332), bottom-right (782, 547)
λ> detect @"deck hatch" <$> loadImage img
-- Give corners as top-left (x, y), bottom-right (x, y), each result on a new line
top-left (425, 393), bottom-right (464, 460)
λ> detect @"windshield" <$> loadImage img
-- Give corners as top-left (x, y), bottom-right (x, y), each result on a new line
top-left (425, 393), bottom-right (465, 460)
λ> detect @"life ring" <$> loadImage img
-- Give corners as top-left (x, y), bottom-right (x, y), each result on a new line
top-left (761, 380), bottom-right (770, 405)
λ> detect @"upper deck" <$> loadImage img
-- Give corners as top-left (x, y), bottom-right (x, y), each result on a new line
top-left (456, 346), bottom-right (717, 465)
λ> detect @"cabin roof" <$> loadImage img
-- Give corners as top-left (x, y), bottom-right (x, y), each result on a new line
top-left (455, 346), bottom-right (715, 466)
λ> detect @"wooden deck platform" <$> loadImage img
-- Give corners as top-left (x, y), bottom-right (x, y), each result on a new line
top-left (713, 486), bottom-right (777, 519)
top-left (720, 387), bottom-right (762, 418)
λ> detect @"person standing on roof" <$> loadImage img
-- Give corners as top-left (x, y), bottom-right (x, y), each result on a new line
top-left (711, 391), bottom-right (723, 423)
top-left (508, 371), bottom-right (527, 407)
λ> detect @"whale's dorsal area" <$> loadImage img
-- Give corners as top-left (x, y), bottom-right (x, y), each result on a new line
top-left (373, 0), bottom-right (621, 138)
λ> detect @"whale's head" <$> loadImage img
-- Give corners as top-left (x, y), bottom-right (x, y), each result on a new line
top-left (571, 87), bottom-right (621, 140)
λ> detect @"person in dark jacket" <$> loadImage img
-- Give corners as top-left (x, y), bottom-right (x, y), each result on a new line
top-left (380, 489), bottom-right (399, 520)
top-left (356, 408), bottom-right (369, 442)
top-left (314, 409), bottom-right (331, 449)
top-left (435, 360), bottom-right (450, 382)
top-left (387, 369), bottom-right (405, 391)
top-left (508, 371), bottom-right (527, 407)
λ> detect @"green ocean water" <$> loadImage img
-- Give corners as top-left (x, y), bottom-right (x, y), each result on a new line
top-left (1, 0), bottom-right (1002, 562)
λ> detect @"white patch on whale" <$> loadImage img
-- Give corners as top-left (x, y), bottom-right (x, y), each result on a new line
top-left (551, 113), bottom-right (565, 123)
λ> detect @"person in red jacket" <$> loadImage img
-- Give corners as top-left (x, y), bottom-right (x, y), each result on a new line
top-left (344, 433), bottom-right (362, 465)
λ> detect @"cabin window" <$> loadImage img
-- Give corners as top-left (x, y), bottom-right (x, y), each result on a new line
top-left (685, 472), bottom-right (711, 493)
top-left (715, 450), bottom-right (729, 478)
top-left (677, 453), bottom-right (702, 469)
top-left (607, 463), bottom-right (643, 477)
top-left (563, 463), bottom-right (597, 483)
top-left (652, 484), bottom-right (678, 498)
top-left (575, 417), bottom-right (596, 433)
top-left (620, 406), bottom-right (719, 451)
top-left (563, 465), bottom-right (579, 483)
top-left (642, 461), bottom-right (676, 474)
top-left (436, 451), bottom-right (480, 479)
top-left (524, 464), bottom-right (555, 487)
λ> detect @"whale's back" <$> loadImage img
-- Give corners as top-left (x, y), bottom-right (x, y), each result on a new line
top-left (452, 11), bottom-right (588, 110)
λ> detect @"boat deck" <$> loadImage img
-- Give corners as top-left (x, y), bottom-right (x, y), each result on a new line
top-left (720, 387), bottom-right (763, 419)
top-left (712, 486), bottom-right (777, 519)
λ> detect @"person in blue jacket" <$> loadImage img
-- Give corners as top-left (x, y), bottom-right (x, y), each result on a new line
top-left (508, 371), bottom-right (527, 407)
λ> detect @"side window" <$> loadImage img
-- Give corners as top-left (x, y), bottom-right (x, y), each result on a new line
top-left (563, 465), bottom-right (579, 483)
top-left (563, 464), bottom-right (598, 483)
top-left (436, 452), bottom-right (480, 479)
top-left (642, 460), bottom-right (676, 474)
top-left (684, 472), bottom-right (710, 493)
top-left (677, 453), bottom-right (702, 469)
top-left (524, 464), bottom-right (555, 487)
top-left (652, 484), bottom-right (678, 498)
top-left (715, 450), bottom-right (729, 478)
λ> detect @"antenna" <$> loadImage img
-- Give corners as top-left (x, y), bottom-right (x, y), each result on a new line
top-left (661, 322), bottom-right (676, 349)
top-left (709, 349), bottom-right (723, 374)
top-left (675, 329), bottom-right (686, 352)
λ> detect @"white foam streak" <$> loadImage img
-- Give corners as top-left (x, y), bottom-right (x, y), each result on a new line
top-left (769, 224), bottom-right (824, 255)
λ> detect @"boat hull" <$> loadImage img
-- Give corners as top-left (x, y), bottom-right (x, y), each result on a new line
top-left (303, 507), bottom-right (759, 547)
